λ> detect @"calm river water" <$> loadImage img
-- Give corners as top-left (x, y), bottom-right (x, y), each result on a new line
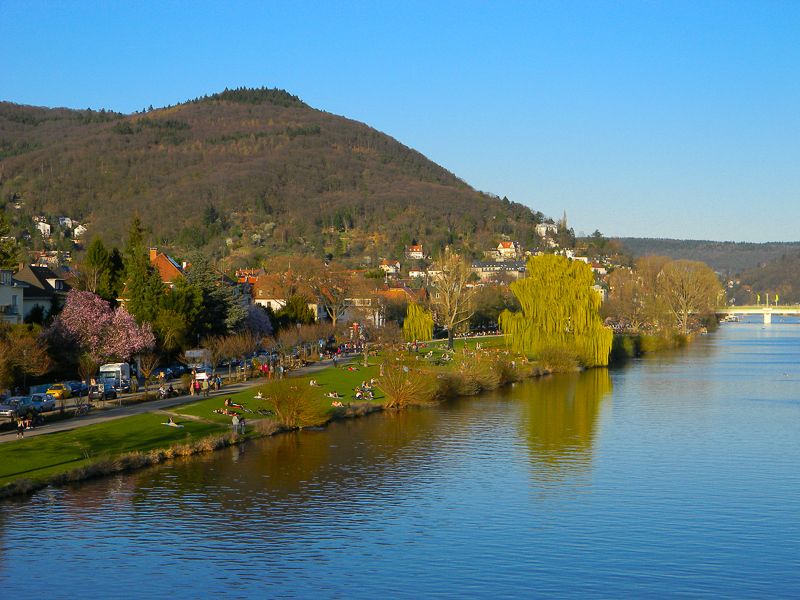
top-left (2, 319), bottom-right (800, 598)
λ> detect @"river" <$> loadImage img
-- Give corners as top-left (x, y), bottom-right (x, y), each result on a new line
top-left (2, 319), bottom-right (799, 598)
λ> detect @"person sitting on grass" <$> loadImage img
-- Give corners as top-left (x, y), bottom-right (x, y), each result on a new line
top-left (309, 379), bottom-right (319, 386)
top-left (331, 401), bottom-right (344, 408)
top-left (254, 391), bottom-right (264, 400)
top-left (325, 391), bottom-right (341, 399)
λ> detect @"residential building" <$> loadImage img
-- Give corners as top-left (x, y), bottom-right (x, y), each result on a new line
top-left (496, 241), bottom-right (521, 260)
top-left (149, 247), bottom-right (184, 287)
top-left (35, 221), bottom-right (51, 238)
top-left (379, 259), bottom-right (401, 276)
top-left (251, 274), bottom-right (323, 320)
top-left (13, 264), bottom-right (71, 320)
top-left (535, 223), bottom-right (558, 238)
top-left (0, 269), bottom-right (24, 324)
top-left (405, 245), bottom-right (424, 260)
top-left (470, 260), bottom-right (527, 283)
top-left (73, 224), bottom-right (88, 238)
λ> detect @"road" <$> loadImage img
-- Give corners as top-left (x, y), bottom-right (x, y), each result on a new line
top-left (0, 358), bottom-right (343, 444)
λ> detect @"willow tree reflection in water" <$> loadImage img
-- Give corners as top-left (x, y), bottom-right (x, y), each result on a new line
top-left (518, 369), bottom-right (612, 483)
top-left (2, 321), bottom-right (800, 597)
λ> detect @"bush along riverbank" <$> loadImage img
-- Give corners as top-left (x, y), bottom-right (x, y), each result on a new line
top-left (1, 346), bottom-right (553, 500)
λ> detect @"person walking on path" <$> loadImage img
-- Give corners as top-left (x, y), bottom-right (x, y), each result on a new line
top-left (202, 378), bottom-right (210, 398)
top-left (231, 414), bottom-right (240, 433)
top-left (16, 418), bottom-right (24, 439)
top-left (239, 417), bottom-right (246, 435)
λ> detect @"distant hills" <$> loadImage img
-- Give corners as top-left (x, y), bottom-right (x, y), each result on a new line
top-left (618, 237), bottom-right (800, 303)
top-left (0, 87), bottom-right (547, 265)
top-left (617, 238), bottom-right (800, 275)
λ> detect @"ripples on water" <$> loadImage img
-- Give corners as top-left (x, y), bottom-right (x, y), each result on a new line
top-left (2, 321), bottom-right (800, 597)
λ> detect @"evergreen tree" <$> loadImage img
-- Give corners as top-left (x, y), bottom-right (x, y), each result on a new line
top-left (123, 217), bottom-right (164, 323)
top-left (184, 252), bottom-right (244, 336)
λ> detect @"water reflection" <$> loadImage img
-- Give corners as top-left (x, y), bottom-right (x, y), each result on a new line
top-left (517, 369), bottom-right (612, 482)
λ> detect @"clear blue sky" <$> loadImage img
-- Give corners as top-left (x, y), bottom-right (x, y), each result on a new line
top-left (2, 1), bottom-right (798, 242)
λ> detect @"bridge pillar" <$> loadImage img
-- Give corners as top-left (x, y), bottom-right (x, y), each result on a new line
top-left (764, 308), bottom-right (772, 324)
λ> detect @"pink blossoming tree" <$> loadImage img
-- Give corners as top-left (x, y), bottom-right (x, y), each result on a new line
top-left (57, 290), bottom-right (155, 365)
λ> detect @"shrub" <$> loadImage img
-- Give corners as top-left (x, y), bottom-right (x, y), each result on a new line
top-left (268, 380), bottom-right (326, 428)
top-left (536, 344), bottom-right (580, 372)
top-left (378, 355), bottom-right (437, 409)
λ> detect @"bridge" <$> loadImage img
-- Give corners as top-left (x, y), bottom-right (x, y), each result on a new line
top-left (717, 305), bottom-right (800, 324)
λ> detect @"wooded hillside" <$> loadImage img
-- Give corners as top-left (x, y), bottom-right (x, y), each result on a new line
top-left (0, 88), bottom-right (545, 264)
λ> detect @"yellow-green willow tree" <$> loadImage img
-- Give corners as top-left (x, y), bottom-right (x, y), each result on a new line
top-left (499, 254), bottom-right (613, 367)
top-left (403, 303), bottom-right (434, 342)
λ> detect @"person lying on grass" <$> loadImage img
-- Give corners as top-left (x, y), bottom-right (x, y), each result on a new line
top-left (213, 408), bottom-right (239, 416)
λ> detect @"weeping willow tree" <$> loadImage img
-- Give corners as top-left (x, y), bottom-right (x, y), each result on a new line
top-left (499, 254), bottom-right (613, 367)
top-left (403, 303), bottom-right (434, 342)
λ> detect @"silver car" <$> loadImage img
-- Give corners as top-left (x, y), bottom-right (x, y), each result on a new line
top-left (0, 396), bottom-right (38, 418)
top-left (31, 393), bottom-right (57, 412)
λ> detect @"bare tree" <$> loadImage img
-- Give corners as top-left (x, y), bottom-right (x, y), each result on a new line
top-left (138, 351), bottom-right (160, 398)
top-left (658, 260), bottom-right (723, 335)
top-left (430, 248), bottom-right (476, 349)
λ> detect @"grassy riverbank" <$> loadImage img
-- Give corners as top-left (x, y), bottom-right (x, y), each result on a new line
top-left (0, 340), bottom-right (538, 499)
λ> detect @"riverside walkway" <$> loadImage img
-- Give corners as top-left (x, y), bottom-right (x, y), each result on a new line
top-left (0, 358), bottom-right (343, 444)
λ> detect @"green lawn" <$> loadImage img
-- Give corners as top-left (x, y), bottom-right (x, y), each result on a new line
top-left (1, 350), bottom-right (494, 489)
top-left (0, 413), bottom-right (224, 485)
top-left (174, 360), bottom-right (385, 422)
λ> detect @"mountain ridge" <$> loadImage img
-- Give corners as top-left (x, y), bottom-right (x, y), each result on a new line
top-left (0, 88), bottom-right (546, 265)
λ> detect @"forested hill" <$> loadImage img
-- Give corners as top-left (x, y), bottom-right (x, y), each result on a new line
top-left (0, 88), bottom-right (544, 263)
top-left (618, 237), bottom-right (800, 275)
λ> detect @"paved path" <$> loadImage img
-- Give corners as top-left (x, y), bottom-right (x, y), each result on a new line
top-left (0, 358), bottom-right (345, 444)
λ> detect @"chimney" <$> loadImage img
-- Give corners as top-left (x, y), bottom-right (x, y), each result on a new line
top-left (149, 247), bottom-right (158, 262)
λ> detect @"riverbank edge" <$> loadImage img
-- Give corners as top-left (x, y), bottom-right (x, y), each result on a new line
top-left (0, 356), bottom-right (553, 500)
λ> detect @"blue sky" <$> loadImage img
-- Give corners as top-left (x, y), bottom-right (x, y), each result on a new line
top-left (2, 1), bottom-right (798, 242)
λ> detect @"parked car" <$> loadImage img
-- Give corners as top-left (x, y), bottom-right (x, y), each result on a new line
top-left (0, 398), bottom-right (21, 418)
top-left (88, 383), bottom-right (117, 401)
top-left (46, 383), bottom-right (72, 400)
top-left (30, 393), bottom-right (57, 412)
top-left (67, 381), bottom-right (88, 397)
top-left (0, 396), bottom-right (39, 419)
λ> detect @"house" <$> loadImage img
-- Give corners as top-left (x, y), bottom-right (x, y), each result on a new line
top-left (12, 264), bottom-right (71, 320)
top-left (58, 217), bottom-right (74, 229)
top-left (73, 224), bottom-right (88, 238)
top-left (496, 241), bottom-right (520, 260)
top-left (35, 221), bottom-right (51, 238)
top-left (251, 274), bottom-right (323, 320)
top-left (149, 247), bottom-right (184, 287)
top-left (408, 269), bottom-right (426, 279)
top-left (535, 223), bottom-right (558, 238)
top-left (470, 260), bottom-right (527, 283)
top-left (593, 284), bottom-right (607, 301)
top-left (379, 259), bottom-right (401, 276)
top-left (405, 245), bottom-right (424, 260)
top-left (0, 269), bottom-right (24, 325)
